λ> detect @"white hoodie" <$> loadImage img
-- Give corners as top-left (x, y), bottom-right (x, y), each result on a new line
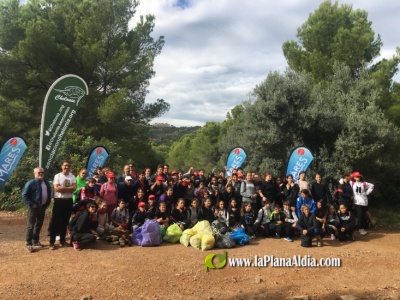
top-left (351, 181), bottom-right (374, 206)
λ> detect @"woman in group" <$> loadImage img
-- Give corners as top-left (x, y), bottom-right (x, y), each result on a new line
top-left (131, 188), bottom-right (146, 213)
top-left (297, 171), bottom-right (309, 194)
top-left (283, 174), bottom-right (300, 211)
top-left (73, 168), bottom-right (88, 203)
top-left (69, 202), bottom-right (99, 251)
top-left (99, 172), bottom-right (119, 219)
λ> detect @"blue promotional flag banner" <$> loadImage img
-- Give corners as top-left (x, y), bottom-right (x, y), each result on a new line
top-left (286, 147), bottom-right (314, 182)
top-left (86, 146), bottom-right (109, 178)
top-left (39, 74), bottom-right (89, 173)
top-left (0, 137), bottom-right (27, 190)
top-left (225, 147), bottom-right (247, 177)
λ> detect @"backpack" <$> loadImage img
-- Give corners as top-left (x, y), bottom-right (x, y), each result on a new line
top-left (74, 186), bottom-right (88, 202)
top-left (300, 234), bottom-right (312, 247)
top-left (68, 211), bottom-right (82, 232)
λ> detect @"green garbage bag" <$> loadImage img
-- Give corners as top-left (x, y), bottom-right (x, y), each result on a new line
top-left (159, 225), bottom-right (166, 238)
top-left (163, 223), bottom-right (183, 243)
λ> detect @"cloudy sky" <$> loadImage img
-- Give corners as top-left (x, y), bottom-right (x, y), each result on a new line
top-left (131, 0), bottom-right (400, 127)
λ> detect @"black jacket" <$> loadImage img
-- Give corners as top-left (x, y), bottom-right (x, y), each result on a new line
top-left (338, 182), bottom-right (353, 207)
top-left (296, 213), bottom-right (318, 234)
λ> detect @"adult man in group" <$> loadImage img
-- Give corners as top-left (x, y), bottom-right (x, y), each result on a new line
top-left (118, 175), bottom-right (138, 213)
top-left (117, 165), bottom-right (131, 184)
top-left (49, 160), bottom-right (76, 250)
top-left (22, 167), bottom-right (52, 253)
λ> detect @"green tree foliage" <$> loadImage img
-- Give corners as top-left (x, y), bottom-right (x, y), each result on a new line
top-left (0, 0), bottom-right (169, 150)
top-left (0, 0), bottom-right (169, 206)
top-left (167, 122), bottom-right (224, 172)
top-left (282, 0), bottom-right (400, 124)
top-left (219, 64), bottom-right (399, 189)
top-left (282, 0), bottom-right (382, 81)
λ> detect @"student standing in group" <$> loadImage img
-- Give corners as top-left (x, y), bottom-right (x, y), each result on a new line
top-left (240, 173), bottom-right (258, 211)
top-left (73, 168), bottom-right (88, 203)
top-left (100, 172), bottom-right (118, 219)
top-left (22, 167), bottom-right (52, 253)
top-left (297, 171), bottom-right (309, 193)
top-left (310, 173), bottom-right (331, 207)
top-left (350, 171), bottom-right (374, 236)
top-left (49, 161), bottom-right (76, 250)
top-left (283, 174), bottom-right (300, 211)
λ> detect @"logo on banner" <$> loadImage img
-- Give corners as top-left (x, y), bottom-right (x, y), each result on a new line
top-left (39, 74), bottom-right (88, 173)
top-left (86, 146), bottom-right (109, 178)
top-left (54, 86), bottom-right (85, 105)
top-left (0, 137), bottom-right (27, 190)
top-left (225, 147), bottom-right (247, 177)
top-left (287, 147), bottom-right (313, 182)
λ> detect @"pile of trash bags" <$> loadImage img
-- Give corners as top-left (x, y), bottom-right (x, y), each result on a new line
top-left (131, 219), bottom-right (250, 249)
top-left (180, 220), bottom-right (250, 250)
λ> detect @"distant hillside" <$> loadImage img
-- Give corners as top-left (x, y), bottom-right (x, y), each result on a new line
top-left (148, 124), bottom-right (201, 145)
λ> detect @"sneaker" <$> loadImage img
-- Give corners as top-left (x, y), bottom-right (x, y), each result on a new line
top-left (284, 237), bottom-right (293, 242)
top-left (331, 234), bottom-right (336, 241)
top-left (275, 233), bottom-right (281, 239)
top-left (49, 243), bottom-right (55, 250)
top-left (73, 241), bottom-right (81, 251)
top-left (249, 235), bottom-right (256, 240)
top-left (359, 229), bottom-right (367, 236)
top-left (26, 245), bottom-right (34, 253)
top-left (369, 223), bottom-right (376, 230)
top-left (317, 240), bottom-right (323, 247)
top-left (59, 241), bottom-right (66, 247)
top-left (33, 242), bottom-right (45, 248)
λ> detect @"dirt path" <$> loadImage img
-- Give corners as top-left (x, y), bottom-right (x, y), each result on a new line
top-left (0, 211), bottom-right (399, 300)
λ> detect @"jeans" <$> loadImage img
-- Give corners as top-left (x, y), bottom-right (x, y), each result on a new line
top-left (72, 232), bottom-right (97, 246)
top-left (49, 198), bottom-right (73, 244)
top-left (26, 206), bottom-right (46, 245)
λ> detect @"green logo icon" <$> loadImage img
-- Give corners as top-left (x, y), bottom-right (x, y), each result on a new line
top-left (204, 251), bottom-right (227, 272)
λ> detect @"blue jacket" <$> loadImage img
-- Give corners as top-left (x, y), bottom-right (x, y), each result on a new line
top-left (296, 196), bottom-right (316, 218)
top-left (22, 179), bottom-right (52, 208)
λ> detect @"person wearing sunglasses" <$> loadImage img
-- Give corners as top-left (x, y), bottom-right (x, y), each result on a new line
top-left (69, 202), bottom-right (99, 251)
top-left (22, 167), bottom-right (52, 253)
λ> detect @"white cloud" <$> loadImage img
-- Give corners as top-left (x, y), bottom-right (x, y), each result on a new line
top-left (131, 0), bottom-right (400, 127)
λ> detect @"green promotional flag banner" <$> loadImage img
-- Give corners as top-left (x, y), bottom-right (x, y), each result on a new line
top-left (39, 74), bottom-right (89, 172)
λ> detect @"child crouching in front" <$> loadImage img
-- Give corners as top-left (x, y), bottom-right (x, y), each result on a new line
top-left (146, 195), bottom-right (157, 220)
top-left (270, 204), bottom-right (293, 242)
top-left (129, 202), bottom-right (148, 232)
top-left (296, 204), bottom-right (322, 247)
top-left (338, 204), bottom-right (356, 241)
top-left (96, 201), bottom-right (111, 237)
top-left (241, 202), bottom-right (256, 238)
top-left (254, 199), bottom-right (273, 237)
top-left (326, 205), bottom-right (340, 240)
top-left (155, 202), bottom-right (170, 229)
top-left (111, 199), bottom-right (129, 230)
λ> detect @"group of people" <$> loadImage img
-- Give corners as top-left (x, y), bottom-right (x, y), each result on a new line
top-left (22, 161), bottom-right (374, 252)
